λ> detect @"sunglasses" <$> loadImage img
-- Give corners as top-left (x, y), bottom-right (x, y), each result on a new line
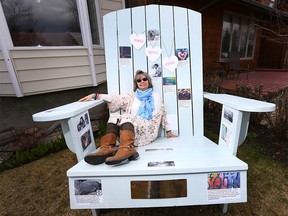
top-left (136, 78), bottom-right (148, 83)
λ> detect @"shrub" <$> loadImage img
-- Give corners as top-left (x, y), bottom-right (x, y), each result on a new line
top-left (0, 137), bottom-right (67, 172)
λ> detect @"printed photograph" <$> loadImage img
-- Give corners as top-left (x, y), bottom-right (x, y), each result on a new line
top-left (151, 63), bottom-right (162, 77)
top-left (163, 77), bottom-right (176, 85)
top-left (145, 148), bottom-right (174, 152)
top-left (175, 48), bottom-right (189, 61)
top-left (74, 179), bottom-right (103, 204)
top-left (207, 172), bottom-right (240, 190)
top-left (81, 129), bottom-right (92, 150)
top-left (119, 46), bottom-right (131, 58)
top-left (220, 123), bottom-right (228, 142)
top-left (178, 88), bottom-right (191, 100)
top-left (77, 116), bottom-right (86, 132)
top-left (148, 161), bottom-right (175, 167)
top-left (74, 179), bottom-right (102, 195)
top-left (224, 108), bottom-right (233, 123)
top-left (147, 29), bottom-right (160, 41)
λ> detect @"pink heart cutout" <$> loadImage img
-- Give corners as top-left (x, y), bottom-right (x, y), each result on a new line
top-left (130, 33), bottom-right (146, 49)
top-left (163, 56), bottom-right (178, 72)
top-left (145, 46), bottom-right (162, 62)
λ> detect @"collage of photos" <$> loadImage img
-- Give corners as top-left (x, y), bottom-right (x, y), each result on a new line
top-left (220, 108), bottom-right (234, 147)
top-left (76, 112), bottom-right (93, 151)
top-left (124, 29), bottom-right (191, 70)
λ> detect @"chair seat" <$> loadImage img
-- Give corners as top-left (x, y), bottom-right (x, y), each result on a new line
top-left (67, 136), bottom-right (247, 177)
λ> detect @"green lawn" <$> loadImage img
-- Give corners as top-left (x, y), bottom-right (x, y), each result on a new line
top-left (0, 134), bottom-right (287, 216)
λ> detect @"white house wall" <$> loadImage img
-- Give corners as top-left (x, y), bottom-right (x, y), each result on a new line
top-left (0, 50), bottom-right (15, 96)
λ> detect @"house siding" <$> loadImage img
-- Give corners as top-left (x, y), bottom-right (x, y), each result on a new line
top-left (0, 50), bottom-right (15, 96)
top-left (9, 48), bottom-right (92, 95)
top-left (99, 0), bottom-right (124, 16)
top-left (93, 48), bottom-right (106, 84)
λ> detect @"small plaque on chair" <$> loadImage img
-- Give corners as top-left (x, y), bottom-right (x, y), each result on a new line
top-left (131, 179), bottom-right (187, 199)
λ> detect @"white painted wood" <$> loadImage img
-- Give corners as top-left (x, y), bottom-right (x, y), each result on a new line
top-left (103, 11), bottom-right (119, 95)
top-left (33, 100), bottom-right (104, 122)
top-left (117, 8), bottom-right (134, 94)
top-left (146, 5), bottom-right (162, 96)
top-left (160, 5), bottom-right (178, 135)
top-left (131, 6), bottom-right (148, 72)
top-left (189, 9), bottom-right (204, 137)
top-left (204, 93), bottom-right (275, 112)
top-left (174, 6), bottom-right (193, 137)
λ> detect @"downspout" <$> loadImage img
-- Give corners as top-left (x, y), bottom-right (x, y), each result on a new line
top-left (76, 0), bottom-right (98, 86)
top-left (0, 3), bottom-right (23, 97)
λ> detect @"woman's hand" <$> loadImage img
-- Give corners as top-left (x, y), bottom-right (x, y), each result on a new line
top-left (167, 131), bottom-right (177, 138)
top-left (78, 94), bottom-right (95, 102)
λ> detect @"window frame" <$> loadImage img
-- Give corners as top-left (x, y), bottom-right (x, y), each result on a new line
top-left (0, 0), bottom-right (103, 49)
top-left (220, 11), bottom-right (256, 61)
top-left (86, 0), bottom-right (104, 48)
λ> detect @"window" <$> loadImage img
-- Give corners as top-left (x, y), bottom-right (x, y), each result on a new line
top-left (220, 13), bottom-right (255, 59)
top-left (2, 0), bottom-right (83, 46)
top-left (87, 0), bottom-right (101, 45)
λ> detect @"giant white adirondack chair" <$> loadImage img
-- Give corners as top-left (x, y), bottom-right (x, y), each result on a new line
top-left (33, 5), bottom-right (275, 215)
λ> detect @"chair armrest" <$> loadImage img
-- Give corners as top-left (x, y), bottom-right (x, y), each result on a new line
top-left (204, 92), bottom-right (275, 112)
top-left (33, 100), bottom-right (105, 122)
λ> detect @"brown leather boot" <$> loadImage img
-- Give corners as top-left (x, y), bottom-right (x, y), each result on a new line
top-left (84, 133), bottom-right (117, 165)
top-left (105, 130), bottom-right (139, 165)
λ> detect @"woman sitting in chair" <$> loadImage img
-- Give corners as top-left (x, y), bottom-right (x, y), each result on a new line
top-left (79, 70), bottom-right (175, 166)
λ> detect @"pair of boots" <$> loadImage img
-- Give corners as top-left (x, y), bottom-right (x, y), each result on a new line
top-left (84, 123), bottom-right (139, 165)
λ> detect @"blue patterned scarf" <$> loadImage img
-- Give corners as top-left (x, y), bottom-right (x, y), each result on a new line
top-left (136, 88), bottom-right (154, 120)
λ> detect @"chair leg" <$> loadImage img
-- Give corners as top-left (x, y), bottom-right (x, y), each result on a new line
top-left (222, 203), bottom-right (229, 213)
top-left (91, 209), bottom-right (100, 216)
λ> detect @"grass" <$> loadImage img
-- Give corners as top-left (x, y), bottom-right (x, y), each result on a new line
top-left (0, 133), bottom-right (287, 216)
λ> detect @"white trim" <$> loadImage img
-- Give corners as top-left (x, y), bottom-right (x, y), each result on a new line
top-left (0, 3), bottom-right (23, 97)
top-left (95, 0), bottom-right (104, 48)
top-left (77, 0), bottom-right (98, 86)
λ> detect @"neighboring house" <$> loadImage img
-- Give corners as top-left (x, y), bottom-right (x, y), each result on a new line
top-left (0, 0), bottom-right (125, 97)
top-left (127, 0), bottom-right (288, 74)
